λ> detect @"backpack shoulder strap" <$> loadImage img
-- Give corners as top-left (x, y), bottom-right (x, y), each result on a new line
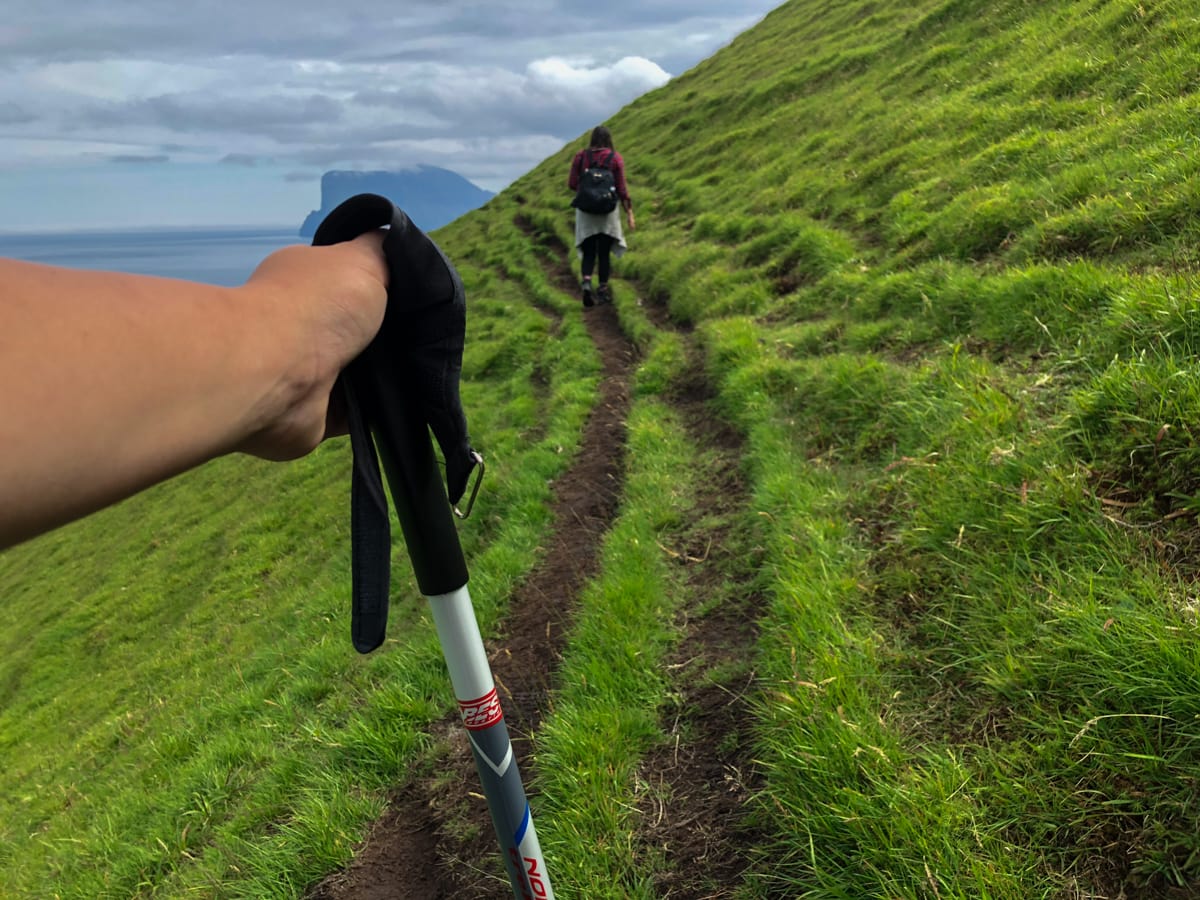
top-left (583, 147), bottom-right (616, 171)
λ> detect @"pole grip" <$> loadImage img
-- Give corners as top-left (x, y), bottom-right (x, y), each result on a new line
top-left (357, 351), bottom-right (468, 595)
top-left (313, 192), bottom-right (474, 609)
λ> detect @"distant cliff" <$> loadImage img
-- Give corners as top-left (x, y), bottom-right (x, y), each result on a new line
top-left (299, 167), bottom-right (494, 237)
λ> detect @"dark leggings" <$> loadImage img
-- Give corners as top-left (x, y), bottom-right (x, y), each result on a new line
top-left (580, 234), bottom-right (613, 283)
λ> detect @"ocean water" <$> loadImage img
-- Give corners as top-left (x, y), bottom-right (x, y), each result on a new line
top-left (0, 227), bottom-right (302, 287)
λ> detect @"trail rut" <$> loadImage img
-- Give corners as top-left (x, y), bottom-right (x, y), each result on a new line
top-left (308, 245), bottom-right (634, 899)
top-left (309, 214), bottom-right (762, 897)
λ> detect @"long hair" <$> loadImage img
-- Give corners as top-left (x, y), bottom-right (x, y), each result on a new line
top-left (588, 125), bottom-right (614, 150)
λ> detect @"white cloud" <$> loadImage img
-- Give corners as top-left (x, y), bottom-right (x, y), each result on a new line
top-left (32, 60), bottom-right (223, 101)
top-left (525, 55), bottom-right (670, 94)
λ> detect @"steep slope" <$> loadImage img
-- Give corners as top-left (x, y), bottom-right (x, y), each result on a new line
top-left (7, 1), bottom-right (1200, 897)
top-left (499, 0), bottom-right (1200, 895)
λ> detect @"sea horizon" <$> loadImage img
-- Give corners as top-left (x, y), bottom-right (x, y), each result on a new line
top-left (0, 222), bottom-right (298, 236)
top-left (0, 225), bottom-right (305, 287)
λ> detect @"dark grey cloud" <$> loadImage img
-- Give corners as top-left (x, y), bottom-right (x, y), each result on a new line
top-left (79, 92), bottom-right (344, 136)
top-left (109, 153), bottom-right (169, 164)
top-left (0, 102), bottom-right (35, 124)
top-left (0, 2), bottom-right (769, 62)
top-left (0, 1), bottom-right (777, 195)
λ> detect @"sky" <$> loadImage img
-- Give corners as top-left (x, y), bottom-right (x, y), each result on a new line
top-left (0, 1), bottom-right (779, 231)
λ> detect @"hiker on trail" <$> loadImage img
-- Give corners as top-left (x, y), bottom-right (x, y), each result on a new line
top-left (0, 233), bottom-right (389, 550)
top-left (568, 125), bottom-right (635, 308)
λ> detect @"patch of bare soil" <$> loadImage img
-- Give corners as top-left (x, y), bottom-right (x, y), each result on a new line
top-left (535, 223), bottom-right (768, 894)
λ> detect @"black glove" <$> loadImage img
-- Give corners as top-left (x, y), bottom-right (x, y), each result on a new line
top-left (313, 193), bottom-right (479, 653)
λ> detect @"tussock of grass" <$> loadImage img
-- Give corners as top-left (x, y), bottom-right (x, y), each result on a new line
top-left (534, 400), bottom-right (696, 896)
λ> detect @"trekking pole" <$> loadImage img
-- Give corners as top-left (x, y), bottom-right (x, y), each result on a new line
top-left (374, 387), bottom-right (553, 900)
top-left (313, 194), bottom-right (554, 900)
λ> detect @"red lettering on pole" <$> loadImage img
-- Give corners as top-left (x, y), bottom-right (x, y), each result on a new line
top-left (509, 849), bottom-right (534, 899)
top-left (524, 857), bottom-right (548, 898)
top-left (458, 688), bottom-right (503, 731)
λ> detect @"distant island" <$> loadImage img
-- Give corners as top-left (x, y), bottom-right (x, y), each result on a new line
top-left (299, 166), bottom-right (494, 237)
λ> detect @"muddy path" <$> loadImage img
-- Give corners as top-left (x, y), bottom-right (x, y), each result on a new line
top-left (308, 233), bottom-right (634, 899)
top-left (308, 216), bottom-right (762, 897)
top-left (631, 365), bottom-right (766, 898)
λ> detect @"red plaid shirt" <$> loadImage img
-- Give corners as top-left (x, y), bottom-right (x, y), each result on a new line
top-left (568, 148), bottom-right (630, 206)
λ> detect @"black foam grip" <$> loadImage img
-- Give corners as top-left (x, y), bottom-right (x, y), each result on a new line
top-left (312, 194), bottom-right (477, 652)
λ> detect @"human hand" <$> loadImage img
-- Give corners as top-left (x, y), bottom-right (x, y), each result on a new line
top-left (233, 231), bottom-right (388, 460)
top-left (626, 209), bottom-right (636, 232)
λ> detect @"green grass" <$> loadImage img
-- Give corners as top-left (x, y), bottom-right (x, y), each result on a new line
top-left (11, 0), bottom-right (1200, 895)
top-left (533, 400), bottom-right (691, 897)
top-left (0, 266), bottom-right (600, 896)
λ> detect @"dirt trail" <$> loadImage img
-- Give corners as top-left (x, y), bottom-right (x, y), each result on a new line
top-left (309, 215), bottom-right (762, 897)
top-left (527, 222), bottom-right (766, 896)
top-left (631, 365), bottom-right (766, 897)
top-left (307, 241), bottom-right (635, 899)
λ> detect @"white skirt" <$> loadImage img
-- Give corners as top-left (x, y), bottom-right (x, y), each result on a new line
top-left (574, 208), bottom-right (627, 258)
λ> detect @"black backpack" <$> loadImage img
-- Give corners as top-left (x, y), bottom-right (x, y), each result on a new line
top-left (571, 149), bottom-right (619, 214)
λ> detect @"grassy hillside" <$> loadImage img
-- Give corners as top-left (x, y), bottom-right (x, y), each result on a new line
top-left (7, 0), bottom-right (1200, 896)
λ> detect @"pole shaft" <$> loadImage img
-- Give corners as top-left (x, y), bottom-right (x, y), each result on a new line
top-left (428, 587), bottom-right (555, 900)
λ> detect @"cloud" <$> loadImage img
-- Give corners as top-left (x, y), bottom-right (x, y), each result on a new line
top-left (83, 91), bottom-right (345, 137)
top-left (352, 55), bottom-right (669, 143)
top-left (0, 102), bottom-right (36, 125)
top-left (220, 153), bottom-right (261, 166)
top-left (527, 55), bottom-right (671, 99)
top-left (108, 153), bottom-right (170, 164)
top-left (0, 3), bottom-right (769, 64)
top-left (0, 2), bottom-right (777, 224)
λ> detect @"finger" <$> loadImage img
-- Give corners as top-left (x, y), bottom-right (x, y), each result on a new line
top-left (342, 230), bottom-right (390, 288)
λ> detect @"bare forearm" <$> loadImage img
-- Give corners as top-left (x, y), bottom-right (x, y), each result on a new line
top-left (0, 234), bottom-right (387, 549)
top-left (0, 259), bottom-right (295, 545)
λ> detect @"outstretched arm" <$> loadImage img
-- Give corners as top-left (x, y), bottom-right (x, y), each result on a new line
top-left (0, 233), bottom-right (388, 549)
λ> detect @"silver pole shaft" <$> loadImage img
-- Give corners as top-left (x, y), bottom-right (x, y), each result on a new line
top-left (428, 585), bottom-right (555, 899)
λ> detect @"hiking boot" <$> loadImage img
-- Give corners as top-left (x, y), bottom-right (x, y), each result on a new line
top-left (581, 280), bottom-right (594, 307)
top-left (597, 283), bottom-right (612, 305)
